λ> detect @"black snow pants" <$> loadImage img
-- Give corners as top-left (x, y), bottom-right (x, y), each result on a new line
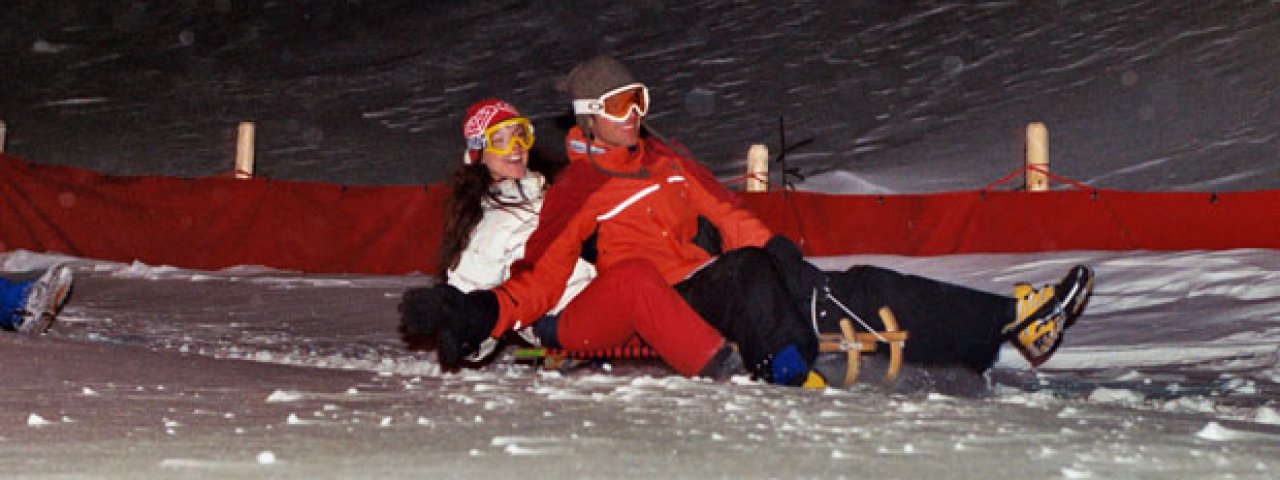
top-left (823, 266), bottom-right (1013, 373)
top-left (764, 234), bottom-right (1013, 373)
top-left (674, 247), bottom-right (820, 382)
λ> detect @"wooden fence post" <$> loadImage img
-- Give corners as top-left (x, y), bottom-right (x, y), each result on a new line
top-left (1025, 122), bottom-right (1049, 191)
top-left (235, 121), bottom-right (255, 179)
top-left (746, 143), bottom-right (769, 192)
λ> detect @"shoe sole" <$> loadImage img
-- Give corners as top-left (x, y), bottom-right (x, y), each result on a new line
top-left (17, 264), bottom-right (73, 334)
top-left (1026, 266), bottom-right (1095, 358)
top-left (1003, 265), bottom-right (1094, 333)
top-left (1061, 267), bottom-right (1095, 325)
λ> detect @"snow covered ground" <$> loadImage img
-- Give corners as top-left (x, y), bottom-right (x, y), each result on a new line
top-left (3, 0), bottom-right (1280, 477)
top-left (3, 249), bottom-right (1279, 478)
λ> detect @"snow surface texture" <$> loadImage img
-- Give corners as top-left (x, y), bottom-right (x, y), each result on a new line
top-left (3, 249), bottom-right (1279, 478)
top-left (1, 1), bottom-right (1277, 191)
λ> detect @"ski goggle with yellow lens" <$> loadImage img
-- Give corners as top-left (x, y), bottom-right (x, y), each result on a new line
top-left (466, 117), bottom-right (535, 155)
top-left (571, 83), bottom-right (650, 122)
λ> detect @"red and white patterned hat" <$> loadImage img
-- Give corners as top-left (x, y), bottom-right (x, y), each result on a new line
top-left (462, 98), bottom-right (520, 164)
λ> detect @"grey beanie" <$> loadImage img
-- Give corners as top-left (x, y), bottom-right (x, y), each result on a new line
top-left (563, 55), bottom-right (637, 100)
top-left (559, 55), bottom-right (639, 134)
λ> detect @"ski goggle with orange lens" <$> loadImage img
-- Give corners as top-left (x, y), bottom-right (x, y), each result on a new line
top-left (572, 83), bottom-right (650, 122)
top-left (466, 117), bottom-right (535, 155)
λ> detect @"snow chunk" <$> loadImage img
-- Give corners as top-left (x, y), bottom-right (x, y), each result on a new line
top-left (1161, 396), bottom-right (1216, 414)
top-left (111, 261), bottom-right (183, 279)
top-left (1196, 421), bottom-right (1239, 441)
top-left (897, 402), bottom-right (925, 414)
top-left (159, 459), bottom-right (218, 468)
top-left (491, 435), bottom-right (560, 446)
top-left (493, 436), bottom-right (567, 456)
top-left (1253, 406), bottom-right (1280, 425)
top-left (729, 375), bottom-right (757, 386)
top-left (1087, 388), bottom-right (1145, 405)
top-left (503, 444), bottom-right (565, 456)
top-left (1062, 466), bottom-right (1094, 478)
top-left (1113, 370), bottom-right (1146, 381)
top-left (256, 451), bottom-right (277, 464)
top-left (27, 414), bottom-right (51, 427)
top-left (266, 390), bottom-right (303, 403)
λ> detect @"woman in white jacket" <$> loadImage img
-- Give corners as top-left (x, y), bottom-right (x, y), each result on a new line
top-left (407, 98), bottom-right (735, 376)
top-left (434, 98), bottom-right (595, 361)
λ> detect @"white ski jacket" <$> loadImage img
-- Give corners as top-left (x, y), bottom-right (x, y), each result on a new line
top-left (446, 172), bottom-right (596, 317)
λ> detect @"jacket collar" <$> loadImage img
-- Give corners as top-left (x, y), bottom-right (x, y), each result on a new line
top-left (565, 127), bottom-right (651, 179)
top-left (488, 171), bottom-right (545, 205)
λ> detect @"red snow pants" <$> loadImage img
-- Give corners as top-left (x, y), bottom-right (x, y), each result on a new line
top-left (552, 257), bottom-right (725, 376)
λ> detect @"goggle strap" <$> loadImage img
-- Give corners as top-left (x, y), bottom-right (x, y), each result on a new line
top-left (572, 99), bottom-right (603, 115)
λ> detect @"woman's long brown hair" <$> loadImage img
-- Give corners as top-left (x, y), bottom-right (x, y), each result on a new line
top-left (436, 149), bottom-right (565, 278)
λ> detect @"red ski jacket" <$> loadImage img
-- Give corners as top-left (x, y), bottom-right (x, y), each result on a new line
top-left (489, 127), bottom-right (773, 337)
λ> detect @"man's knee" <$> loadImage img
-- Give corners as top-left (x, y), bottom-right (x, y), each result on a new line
top-left (718, 246), bottom-right (775, 274)
top-left (599, 257), bottom-right (667, 290)
top-left (607, 257), bottom-right (662, 277)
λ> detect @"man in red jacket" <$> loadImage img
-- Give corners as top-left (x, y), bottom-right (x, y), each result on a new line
top-left (402, 56), bottom-right (824, 386)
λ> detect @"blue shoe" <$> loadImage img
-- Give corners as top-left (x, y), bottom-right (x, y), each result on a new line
top-left (16, 264), bottom-right (74, 334)
top-left (768, 344), bottom-right (826, 387)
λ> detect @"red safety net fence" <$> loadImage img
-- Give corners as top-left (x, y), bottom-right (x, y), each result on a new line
top-left (4, 153), bottom-right (1279, 274)
top-left (1, 154), bottom-right (445, 274)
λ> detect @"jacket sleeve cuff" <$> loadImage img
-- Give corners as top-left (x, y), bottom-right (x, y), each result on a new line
top-left (490, 287), bottom-right (519, 338)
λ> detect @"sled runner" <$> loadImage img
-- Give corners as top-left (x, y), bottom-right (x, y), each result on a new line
top-left (819, 306), bottom-right (908, 386)
top-left (514, 306), bottom-right (908, 386)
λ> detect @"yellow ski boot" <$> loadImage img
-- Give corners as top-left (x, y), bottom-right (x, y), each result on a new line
top-left (1003, 265), bottom-right (1095, 361)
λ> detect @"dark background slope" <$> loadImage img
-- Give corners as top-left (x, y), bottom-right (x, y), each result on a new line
top-left (2, 0), bottom-right (1277, 191)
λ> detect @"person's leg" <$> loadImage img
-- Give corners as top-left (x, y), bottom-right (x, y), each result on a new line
top-left (822, 265), bottom-right (1012, 373)
top-left (675, 247), bottom-right (819, 386)
top-left (541, 258), bottom-right (729, 377)
top-left (1, 265), bottom-right (74, 334)
top-left (0, 276), bottom-right (33, 331)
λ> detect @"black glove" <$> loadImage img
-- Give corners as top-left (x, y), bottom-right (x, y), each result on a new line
top-left (399, 284), bottom-right (465, 336)
top-left (398, 285), bottom-right (499, 366)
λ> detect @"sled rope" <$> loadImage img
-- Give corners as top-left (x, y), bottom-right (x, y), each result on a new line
top-left (812, 286), bottom-right (891, 344)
